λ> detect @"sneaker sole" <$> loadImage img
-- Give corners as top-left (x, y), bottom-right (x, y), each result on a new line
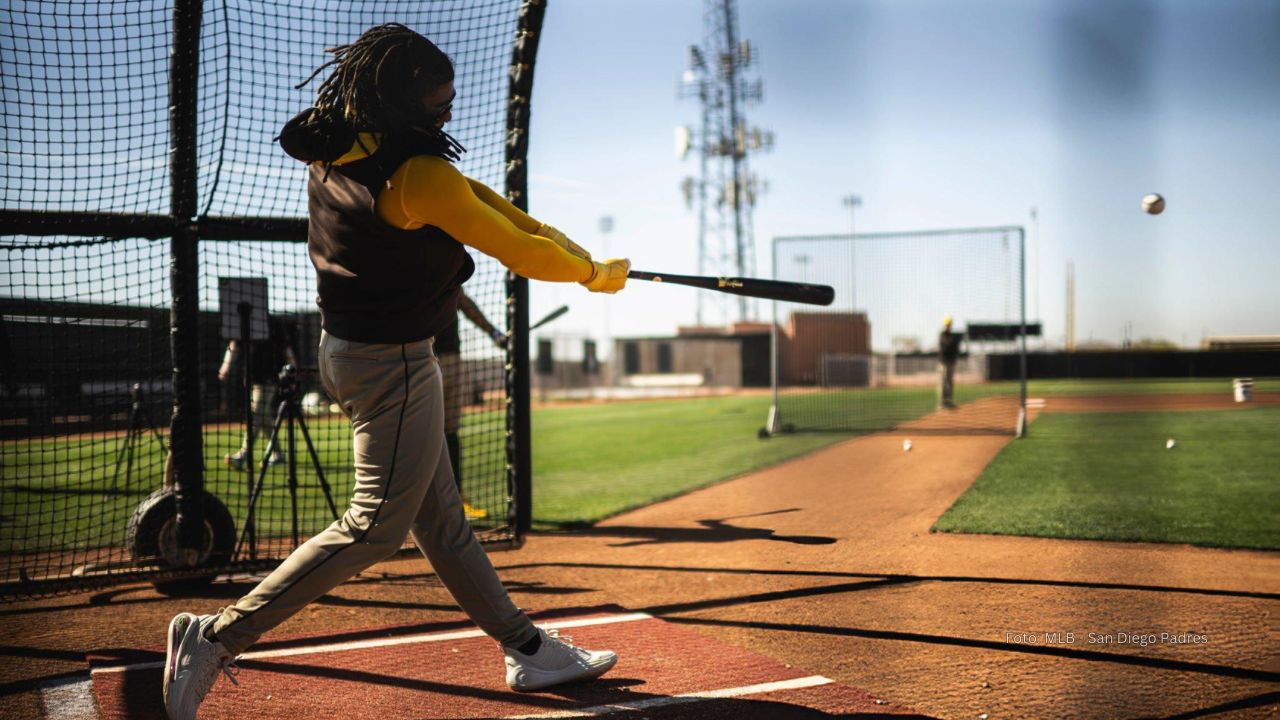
top-left (164, 613), bottom-right (196, 717)
top-left (508, 654), bottom-right (618, 692)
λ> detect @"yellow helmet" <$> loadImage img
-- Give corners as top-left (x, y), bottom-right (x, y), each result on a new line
top-left (943, 314), bottom-right (953, 327)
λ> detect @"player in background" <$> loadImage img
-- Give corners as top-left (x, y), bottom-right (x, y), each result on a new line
top-left (438, 290), bottom-right (506, 520)
top-left (938, 314), bottom-right (962, 409)
top-left (163, 23), bottom-right (629, 720)
top-left (218, 315), bottom-right (299, 469)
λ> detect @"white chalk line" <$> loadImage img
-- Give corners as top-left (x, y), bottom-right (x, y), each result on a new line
top-left (39, 675), bottom-right (100, 720)
top-left (91, 611), bottom-right (653, 675)
top-left (503, 675), bottom-right (835, 718)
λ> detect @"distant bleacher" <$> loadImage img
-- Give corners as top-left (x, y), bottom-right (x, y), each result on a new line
top-left (1201, 336), bottom-right (1280, 352)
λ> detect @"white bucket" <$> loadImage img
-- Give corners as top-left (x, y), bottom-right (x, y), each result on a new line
top-left (1232, 378), bottom-right (1254, 403)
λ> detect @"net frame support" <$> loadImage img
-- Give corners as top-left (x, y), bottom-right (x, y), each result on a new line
top-left (765, 225), bottom-right (1029, 438)
top-left (170, 0), bottom-right (208, 557)
top-left (504, 0), bottom-right (546, 541)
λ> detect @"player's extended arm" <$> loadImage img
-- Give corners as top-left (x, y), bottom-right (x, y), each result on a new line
top-left (463, 178), bottom-right (538, 233)
top-left (458, 290), bottom-right (506, 346)
top-left (465, 177), bottom-right (591, 261)
top-left (379, 156), bottom-right (613, 284)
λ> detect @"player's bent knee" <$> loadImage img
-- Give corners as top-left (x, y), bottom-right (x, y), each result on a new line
top-left (415, 515), bottom-right (477, 557)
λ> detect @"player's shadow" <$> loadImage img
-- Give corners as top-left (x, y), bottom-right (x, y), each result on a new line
top-left (221, 661), bottom-right (939, 719)
top-left (527, 678), bottom-right (940, 719)
top-left (1133, 690), bottom-right (1280, 720)
top-left (549, 508), bottom-right (837, 547)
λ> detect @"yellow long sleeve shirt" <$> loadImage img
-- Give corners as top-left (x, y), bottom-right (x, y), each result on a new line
top-left (336, 137), bottom-right (594, 283)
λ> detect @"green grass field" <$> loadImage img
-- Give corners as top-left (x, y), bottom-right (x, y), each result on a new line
top-left (0, 419), bottom-right (359, 553)
top-left (775, 381), bottom-right (1017, 432)
top-left (933, 407), bottom-right (1280, 550)
top-left (1, 394), bottom-right (856, 550)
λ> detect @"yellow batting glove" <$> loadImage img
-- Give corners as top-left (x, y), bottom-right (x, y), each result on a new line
top-left (534, 223), bottom-right (592, 261)
top-left (581, 258), bottom-right (630, 294)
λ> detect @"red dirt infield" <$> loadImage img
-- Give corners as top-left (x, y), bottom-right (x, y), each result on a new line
top-left (84, 608), bottom-right (923, 719)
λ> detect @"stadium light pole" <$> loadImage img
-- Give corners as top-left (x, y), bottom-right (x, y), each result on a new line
top-left (842, 194), bottom-right (862, 307)
top-left (1030, 205), bottom-right (1040, 347)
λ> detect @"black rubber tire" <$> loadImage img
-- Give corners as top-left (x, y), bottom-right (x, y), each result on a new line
top-left (126, 488), bottom-right (237, 595)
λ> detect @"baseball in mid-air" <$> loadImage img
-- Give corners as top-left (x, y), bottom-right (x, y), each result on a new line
top-left (1142, 193), bottom-right (1165, 215)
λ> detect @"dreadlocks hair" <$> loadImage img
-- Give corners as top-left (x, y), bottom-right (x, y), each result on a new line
top-left (299, 23), bottom-right (465, 163)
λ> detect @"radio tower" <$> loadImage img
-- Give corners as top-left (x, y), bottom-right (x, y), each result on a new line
top-left (677, 0), bottom-right (773, 325)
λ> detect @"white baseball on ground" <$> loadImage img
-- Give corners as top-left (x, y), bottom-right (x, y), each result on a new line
top-left (903, 439), bottom-right (913, 452)
top-left (1166, 438), bottom-right (1176, 449)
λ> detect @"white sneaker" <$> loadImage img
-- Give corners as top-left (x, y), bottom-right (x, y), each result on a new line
top-left (504, 627), bottom-right (617, 692)
top-left (164, 613), bottom-right (238, 720)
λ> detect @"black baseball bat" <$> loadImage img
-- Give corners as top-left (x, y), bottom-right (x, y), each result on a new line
top-left (627, 270), bottom-right (834, 306)
top-left (529, 304), bottom-right (570, 331)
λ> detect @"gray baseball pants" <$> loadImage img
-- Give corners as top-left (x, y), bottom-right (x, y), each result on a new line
top-left (209, 331), bottom-right (537, 656)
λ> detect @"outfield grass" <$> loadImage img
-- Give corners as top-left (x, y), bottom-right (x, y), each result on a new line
top-left (2, 394), bottom-right (856, 549)
top-left (933, 407), bottom-right (1280, 550)
top-left (776, 382), bottom-right (1017, 432)
top-left (0, 419), bottom-right (358, 553)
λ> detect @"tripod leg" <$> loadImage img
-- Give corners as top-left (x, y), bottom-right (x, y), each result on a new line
top-left (125, 426), bottom-right (138, 489)
top-left (143, 405), bottom-right (168, 455)
top-left (287, 409), bottom-right (299, 547)
top-left (112, 399), bottom-right (143, 490)
top-left (257, 398), bottom-right (288, 472)
top-left (293, 409), bottom-right (341, 521)
top-left (233, 404), bottom-right (289, 561)
top-left (112, 434), bottom-right (130, 490)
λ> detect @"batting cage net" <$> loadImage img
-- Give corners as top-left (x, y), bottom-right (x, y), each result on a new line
top-left (0, 0), bottom-right (542, 598)
top-left (766, 228), bottom-right (1028, 436)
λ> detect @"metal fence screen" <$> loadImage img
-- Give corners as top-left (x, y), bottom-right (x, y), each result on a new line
top-left (768, 228), bottom-right (1028, 436)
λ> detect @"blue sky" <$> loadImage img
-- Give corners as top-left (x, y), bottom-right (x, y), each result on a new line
top-left (523, 0), bottom-right (1280, 352)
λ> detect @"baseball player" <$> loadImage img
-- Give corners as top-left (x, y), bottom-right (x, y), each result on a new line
top-left (163, 24), bottom-right (628, 720)
top-left (438, 290), bottom-right (506, 520)
top-left (938, 314), bottom-right (962, 409)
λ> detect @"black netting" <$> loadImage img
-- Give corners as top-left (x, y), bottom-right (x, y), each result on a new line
top-left (2, 4), bottom-right (172, 216)
top-left (1, 0), bottom-right (530, 597)
top-left (768, 228), bottom-right (1028, 436)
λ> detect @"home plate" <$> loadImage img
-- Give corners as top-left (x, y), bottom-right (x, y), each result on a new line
top-left (87, 608), bottom-right (924, 719)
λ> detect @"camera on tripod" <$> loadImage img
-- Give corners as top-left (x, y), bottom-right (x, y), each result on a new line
top-left (234, 361), bottom-right (340, 558)
top-left (277, 363), bottom-right (299, 391)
